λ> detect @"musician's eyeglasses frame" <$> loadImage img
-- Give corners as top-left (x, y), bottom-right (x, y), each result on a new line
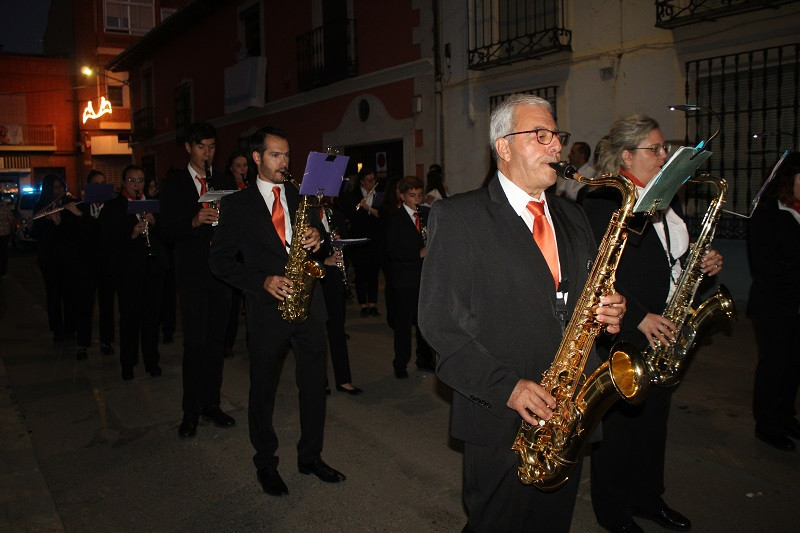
top-left (632, 143), bottom-right (671, 158)
top-left (503, 128), bottom-right (571, 146)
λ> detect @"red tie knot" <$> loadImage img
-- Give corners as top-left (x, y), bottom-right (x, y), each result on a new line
top-left (526, 200), bottom-right (545, 218)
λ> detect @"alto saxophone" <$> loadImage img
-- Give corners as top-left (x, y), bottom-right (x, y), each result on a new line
top-left (646, 175), bottom-right (736, 387)
top-left (512, 162), bottom-right (650, 490)
top-left (278, 172), bottom-right (326, 324)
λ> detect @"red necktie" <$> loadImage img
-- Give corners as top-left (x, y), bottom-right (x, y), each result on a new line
top-left (526, 200), bottom-right (559, 288)
top-left (272, 186), bottom-right (286, 246)
top-left (197, 176), bottom-right (208, 207)
top-left (413, 212), bottom-right (421, 233)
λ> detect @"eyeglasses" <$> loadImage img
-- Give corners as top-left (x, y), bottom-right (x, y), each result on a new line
top-left (125, 177), bottom-right (145, 183)
top-left (633, 143), bottom-right (671, 157)
top-left (503, 128), bottom-right (571, 146)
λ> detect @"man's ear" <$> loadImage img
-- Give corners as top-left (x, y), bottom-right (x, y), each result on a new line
top-left (251, 151), bottom-right (260, 166)
top-left (495, 137), bottom-right (511, 163)
top-left (185, 142), bottom-right (191, 155)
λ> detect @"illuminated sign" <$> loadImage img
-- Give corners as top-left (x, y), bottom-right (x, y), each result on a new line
top-left (82, 96), bottom-right (113, 123)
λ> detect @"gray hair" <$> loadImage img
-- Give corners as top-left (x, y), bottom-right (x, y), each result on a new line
top-left (596, 113), bottom-right (660, 175)
top-left (489, 94), bottom-right (553, 160)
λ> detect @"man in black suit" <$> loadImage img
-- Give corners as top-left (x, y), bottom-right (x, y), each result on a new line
top-left (209, 126), bottom-right (346, 496)
top-left (418, 94), bottom-right (626, 533)
top-left (159, 122), bottom-right (237, 438)
top-left (385, 176), bottom-right (433, 378)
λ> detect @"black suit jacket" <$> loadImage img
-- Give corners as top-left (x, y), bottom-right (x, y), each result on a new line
top-left (159, 167), bottom-right (235, 284)
top-left (747, 198), bottom-right (800, 317)
top-left (418, 176), bottom-right (598, 447)
top-left (386, 207), bottom-right (425, 289)
top-left (208, 183), bottom-right (327, 322)
top-left (100, 195), bottom-right (168, 273)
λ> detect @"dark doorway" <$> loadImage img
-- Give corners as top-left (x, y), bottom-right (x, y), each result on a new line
top-left (343, 139), bottom-right (403, 182)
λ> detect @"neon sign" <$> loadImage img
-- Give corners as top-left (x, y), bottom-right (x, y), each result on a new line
top-left (82, 96), bottom-right (113, 123)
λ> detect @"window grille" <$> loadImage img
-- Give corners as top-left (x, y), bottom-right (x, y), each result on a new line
top-left (489, 86), bottom-right (559, 121)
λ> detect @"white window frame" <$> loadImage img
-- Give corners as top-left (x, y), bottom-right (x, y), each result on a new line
top-left (104, 0), bottom-right (155, 35)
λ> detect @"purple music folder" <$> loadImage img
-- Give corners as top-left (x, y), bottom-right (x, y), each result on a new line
top-left (298, 152), bottom-right (349, 197)
top-left (84, 182), bottom-right (114, 204)
top-left (127, 199), bottom-right (160, 214)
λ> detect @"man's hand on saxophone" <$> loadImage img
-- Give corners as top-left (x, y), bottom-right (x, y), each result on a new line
top-left (596, 292), bottom-right (626, 335)
top-left (300, 226), bottom-right (322, 252)
top-left (507, 380), bottom-right (556, 426)
top-left (638, 313), bottom-right (677, 349)
top-left (264, 275), bottom-right (294, 301)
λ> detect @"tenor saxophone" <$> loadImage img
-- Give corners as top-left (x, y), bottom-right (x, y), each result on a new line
top-left (646, 175), bottom-right (736, 387)
top-left (278, 172), bottom-right (326, 324)
top-left (511, 162), bottom-right (650, 490)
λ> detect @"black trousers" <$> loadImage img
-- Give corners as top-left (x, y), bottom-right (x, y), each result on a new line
top-left (321, 269), bottom-right (352, 386)
top-left (117, 260), bottom-right (164, 371)
top-left (177, 276), bottom-right (230, 414)
top-left (590, 385), bottom-right (672, 528)
top-left (753, 315), bottom-right (800, 433)
top-left (74, 253), bottom-right (115, 348)
top-left (224, 286), bottom-right (243, 350)
top-left (462, 441), bottom-right (582, 533)
top-left (351, 243), bottom-right (380, 305)
top-left (0, 233), bottom-right (9, 276)
top-left (246, 308), bottom-right (327, 472)
top-left (38, 255), bottom-right (76, 338)
top-left (160, 263), bottom-right (177, 338)
top-left (392, 285), bottom-right (432, 371)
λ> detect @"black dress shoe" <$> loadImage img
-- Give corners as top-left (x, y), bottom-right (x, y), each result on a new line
top-left (604, 520), bottom-right (644, 533)
top-left (75, 347), bottom-right (88, 360)
top-left (257, 468), bottom-right (288, 495)
top-left (179, 413), bottom-right (199, 438)
top-left (201, 406), bottom-right (236, 428)
top-left (755, 428), bottom-right (796, 451)
top-left (634, 506), bottom-right (691, 531)
top-left (297, 458), bottom-right (346, 483)
top-left (336, 384), bottom-right (364, 395)
top-left (368, 307), bottom-right (380, 317)
top-left (394, 368), bottom-right (409, 379)
top-left (783, 419), bottom-right (800, 440)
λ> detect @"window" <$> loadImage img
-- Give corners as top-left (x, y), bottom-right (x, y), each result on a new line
top-left (238, 3), bottom-right (262, 58)
top-left (489, 86), bottom-right (559, 120)
top-left (107, 85), bottom-right (124, 107)
top-left (105, 0), bottom-right (155, 35)
top-left (175, 82), bottom-right (193, 145)
top-left (683, 43), bottom-right (799, 239)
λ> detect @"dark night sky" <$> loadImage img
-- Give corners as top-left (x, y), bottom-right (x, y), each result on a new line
top-left (0, 0), bottom-right (53, 54)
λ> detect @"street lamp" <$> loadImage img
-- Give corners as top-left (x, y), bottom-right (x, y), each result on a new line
top-left (80, 65), bottom-right (129, 85)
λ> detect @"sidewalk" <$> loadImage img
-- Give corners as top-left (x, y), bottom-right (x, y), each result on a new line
top-left (0, 249), bottom-right (798, 532)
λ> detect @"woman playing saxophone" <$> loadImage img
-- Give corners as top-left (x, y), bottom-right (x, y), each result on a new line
top-left (581, 114), bottom-right (723, 533)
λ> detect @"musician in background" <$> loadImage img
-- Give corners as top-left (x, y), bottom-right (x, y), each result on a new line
top-left (556, 141), bottom-right (595, 201)
top-left (581, 114), bottom-right (723, 533)
top-left (344, 167), bottom-right (382, 317)
top-left (419, 94), bottom-right (626, 532)
top-left (160, 121), bottom-right (237, 438)
top-left (378, 175), bottom-right (402, 330)
top-left (74, 169), bottom-right (116, 359)
top-left (31, 174), bottom-right (81, 345)
top-left (320, 199), bottom-right (362, 395)
top-left (209, 126), bottom-right (345, 497)
top-left (386, 176), bottom-right (433, 378)
top-left (102, 165), bottom-right (166, 380)
top-left (748, 152), bottom-right (800, 452)
top-left (222, 150), bottom-right (250, 358)
top-left (424, 164), bottom-right (448, 206)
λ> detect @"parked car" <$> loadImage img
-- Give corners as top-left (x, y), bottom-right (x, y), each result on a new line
top-left (13, 187), bottom-right (39, 249)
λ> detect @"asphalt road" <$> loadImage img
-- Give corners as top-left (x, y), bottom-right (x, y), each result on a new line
top-left (0, 248), bottom-right (798, 532)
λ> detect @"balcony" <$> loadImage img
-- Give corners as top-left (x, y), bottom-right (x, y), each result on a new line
top-left (297, 19), bottom-right (358, 91)
top-left (656, 0), bottom-right (800, 29)
top-left (132, 107), bottom-right (155, 142)
top-left (468, 0), bottom-right (571, 70)
top-left (0, 124), bottom-right (56, 151)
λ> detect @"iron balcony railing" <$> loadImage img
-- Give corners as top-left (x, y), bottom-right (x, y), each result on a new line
top-left (297, 19), bottom-right (358, 91)
top-left (132, 107), bottom-right (155, 142)
top-left (679, 43), bottom-right (799, 240)
top-left (468, 0), bottom-right (571, 70)
top-left (0, 124), bottom-right (56, 151)
top-left (656, 0), bottom-right (800, 29)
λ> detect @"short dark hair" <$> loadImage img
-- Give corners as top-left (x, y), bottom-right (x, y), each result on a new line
top-left (86, 169), bottom-right (105, 182)
top-left (357, 166), bottom-right (375, 186)
top-left (185, 122), bottom-right (216, 146)
top-left (121, 164), bottom-right (144, 182)
top-left (573, 141), bottom-right (591, 162)
top-left (249, 126), bottom-right (288, 159)
top-left (768, 151), bottom-right (800, 205)
top-left (398, 176), bottom-right (424, 193)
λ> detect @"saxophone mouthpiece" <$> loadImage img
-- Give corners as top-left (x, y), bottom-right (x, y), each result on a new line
top-left (280, 170), bottom-right (292, 182)
top-left (549, 161), bottom-right (577, 180)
